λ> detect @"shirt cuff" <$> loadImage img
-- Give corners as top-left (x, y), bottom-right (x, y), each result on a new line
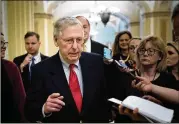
top-left (42, 104), bottom-right (52, 118)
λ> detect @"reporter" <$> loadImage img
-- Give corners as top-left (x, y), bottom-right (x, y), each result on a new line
top-left (166, 41), bottom-right (179, 80)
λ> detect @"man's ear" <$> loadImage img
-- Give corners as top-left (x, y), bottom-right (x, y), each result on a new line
top-left (54, 36), bottom-right (58, 47)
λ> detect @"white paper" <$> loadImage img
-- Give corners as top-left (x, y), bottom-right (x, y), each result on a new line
top-left (122, 96), bottom-right (174, 123)
top-left (108, 98), bottom-right (122, 105)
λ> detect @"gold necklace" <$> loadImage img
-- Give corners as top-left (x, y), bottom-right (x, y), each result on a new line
top-left (120, 54), bottom-right (130, 63)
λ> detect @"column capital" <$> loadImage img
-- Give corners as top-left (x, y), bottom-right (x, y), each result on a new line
top-left (34, 13), bottom-right (53, 19)
top-left (142, 11), bottom-right (171, 18)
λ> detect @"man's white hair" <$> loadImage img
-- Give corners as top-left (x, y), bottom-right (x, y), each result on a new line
top-left (53, 17), bottom-right (83, 38)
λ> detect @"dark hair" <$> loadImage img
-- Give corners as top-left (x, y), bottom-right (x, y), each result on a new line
top-left (130, 37), bottom-right (141, 41)
top-left (112, 30), bottom-right (132, 56)
top-left (1, 32), bottom-right (4, 36)
top-left (76, 16), bottom-right (90, 26)
top-left (172, 3), bottom-right (179, 21)
top-left (24, 31), bottom-right (40, 41)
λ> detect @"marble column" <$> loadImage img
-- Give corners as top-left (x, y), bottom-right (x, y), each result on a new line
top-left (129, 21), bottom-right (140, 38)
top-left (34, 13), bottom-right (57, 56)
top-left (142, 11), bottom-right (172, 42)
top-left (7, 1), bottom-right (34, 60)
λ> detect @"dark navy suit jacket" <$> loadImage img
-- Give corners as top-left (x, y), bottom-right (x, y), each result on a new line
top-left (13, 53), bottom-right (48, 93)
top-left (24, 52), bottom-right (110, 123)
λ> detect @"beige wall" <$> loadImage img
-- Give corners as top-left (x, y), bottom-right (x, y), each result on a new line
top-left (6, 1), bottom-right (57, 61)
top-left (129, 22), bottom-right (140, 38)
top-left (7, 1), bottom-right (34, 61)
top-left (142, 11), bottom-right (172, 42)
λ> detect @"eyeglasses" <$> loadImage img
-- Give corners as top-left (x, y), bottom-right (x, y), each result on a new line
top-left (1, 40), bottom-right (8, 48)
top-left (138, 48), bottom-right (160, 56)
top-left (61, 37), bottom-right (84, 45)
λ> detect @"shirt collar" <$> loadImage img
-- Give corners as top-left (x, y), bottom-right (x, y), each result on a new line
top-left (58, 52), bottom-right (79, 69)
top-left (85, 37), bottom-right (91, 45)
top-left (33, 52), bottom-right (40, 60)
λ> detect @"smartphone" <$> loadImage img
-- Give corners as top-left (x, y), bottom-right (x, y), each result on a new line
top-left (118, 60), bottom-right (128, 68)
top-left (103, 47), bottom-right (112, 60)
top-left (114, 60), bottom-right (140, 84)
top-left (114, 60), bottom-right (128, 69)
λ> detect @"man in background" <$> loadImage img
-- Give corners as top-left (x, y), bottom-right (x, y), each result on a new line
top-left (76, 16), bottom-right (108, 56)
top-left (13, 31), bottom-right (48, 93)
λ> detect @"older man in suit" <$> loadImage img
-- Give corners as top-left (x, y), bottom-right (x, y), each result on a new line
top-left (13, 31), bottom-right (48, 93)
top-left (76, 16), bottom-right (108, 56)
top-left (24, 17), bottom-right (110, 123)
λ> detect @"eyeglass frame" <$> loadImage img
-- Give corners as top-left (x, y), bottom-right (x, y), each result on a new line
top-left (59, 37), bottom-right (84, 45)
top-left (1, 40), bottom-right (8, 48)
top-left (138, 48), bottom-right (161, 56)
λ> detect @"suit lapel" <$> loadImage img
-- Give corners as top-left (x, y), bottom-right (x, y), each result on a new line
top-left (48, 53), bottom-right (79, 115)
top-left (40, 53), bottom-right (47, 60)
top-left (23, 54), bottom-right (30, 77)
top-left (91, 40), bottom-right (94, 52)
top-left (79, 53), bottom-right (96, 116)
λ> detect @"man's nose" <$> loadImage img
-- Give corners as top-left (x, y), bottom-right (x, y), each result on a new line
top-left (29, 44), bottom-right (32, 48)
top-left (72, 40), bottom-right (78, 49)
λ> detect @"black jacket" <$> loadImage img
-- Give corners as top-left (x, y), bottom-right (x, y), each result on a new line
top-left (13, 53), bottom-right (48, 93)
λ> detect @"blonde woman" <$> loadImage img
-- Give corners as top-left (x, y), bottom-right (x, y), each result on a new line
top-left (118, 35), bottom-right (178, 122)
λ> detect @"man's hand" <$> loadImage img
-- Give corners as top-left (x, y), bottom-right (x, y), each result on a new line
top-left (44, 93), bottom-right (65, 114)
top-left (20, 54), bottom-right (32, 72)
top-left (103, 58), bottom-right (113, 65)
top-left (132, 76), bottom-right (152, 93)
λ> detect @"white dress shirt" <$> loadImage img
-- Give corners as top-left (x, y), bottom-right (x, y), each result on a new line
top-left (42, 52), bottom-right (84, 117)
top-left (29, 52), bottom-right (41, 71)
top-left (84, 37), bottom-right (91, 53)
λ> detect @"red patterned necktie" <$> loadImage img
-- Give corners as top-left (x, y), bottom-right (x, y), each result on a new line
top-left (69, 64), bottom-right (82, 113)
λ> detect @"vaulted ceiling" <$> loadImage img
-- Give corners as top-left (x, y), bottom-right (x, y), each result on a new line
top-left (35, 1), bottom-right (178, 23)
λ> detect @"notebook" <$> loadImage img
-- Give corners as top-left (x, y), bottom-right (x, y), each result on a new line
top-left (108, 96), bottom-right (174, 123)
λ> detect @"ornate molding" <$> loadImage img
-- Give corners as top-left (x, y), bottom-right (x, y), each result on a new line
top-left (129, 22), bottom-right (140, 26)
top-left (142, 11), bottom-right (171, 18)
top-left (34, 13), bottom-right (53, 19)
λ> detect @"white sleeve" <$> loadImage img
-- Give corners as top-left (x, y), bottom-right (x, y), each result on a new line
top-left (42, 104), bottom-right (52, 117)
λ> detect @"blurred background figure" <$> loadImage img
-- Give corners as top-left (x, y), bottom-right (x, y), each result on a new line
top-left (128, 37), bottom-right (141, 70)
top-left (112, 31), bottom-right (132, 66)
top-left (166, 41), bottom-right (179, 80)
top-left (172, 3), bottom-right (179, 42)
top-left (13, 31), bottom-right (48, 93)
top-left (1, 32), bottom-right (26, 122)
top-left (76, 16), bottom-right (108, 56)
